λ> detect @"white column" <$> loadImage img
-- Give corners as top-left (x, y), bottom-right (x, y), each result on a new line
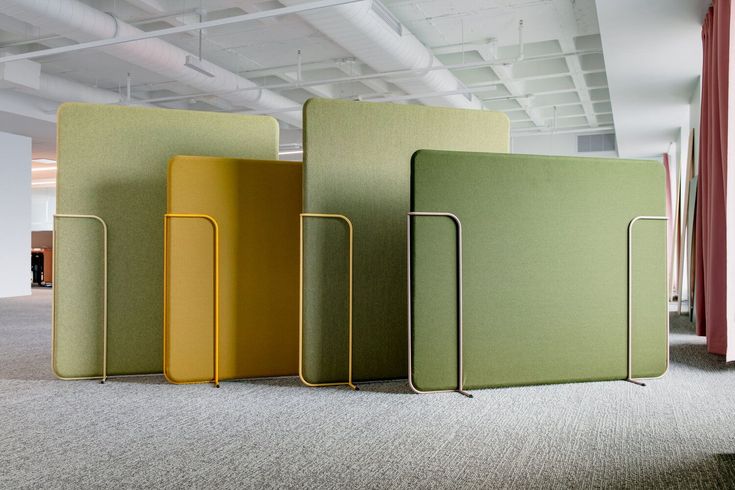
top-left (0, 131), bottom-right (31, 298)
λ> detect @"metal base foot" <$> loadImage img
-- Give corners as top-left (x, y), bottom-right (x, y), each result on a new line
top-left (99, 380), bottom-right (106, 385)
top-left (625, 378), bottom-right (646, 387)
top-left (458, 390), bottom-right (473, 398)
top-left (214, 383), bottom-right (221, 388)
top-left (349, 383), bottom-right (359, 391)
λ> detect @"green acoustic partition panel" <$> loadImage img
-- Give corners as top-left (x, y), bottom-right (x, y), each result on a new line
top-left (165, 157), bottom-right (302, 384)
top-left (54, 103), bottom-right (278, 379)
top-left (302, 98), bottom-right (510, 384)
top-left (410, 151), bottom-right (668, 391)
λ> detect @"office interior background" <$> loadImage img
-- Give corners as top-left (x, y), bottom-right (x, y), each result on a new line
top-left (1, 0), bottom-right (733, 488)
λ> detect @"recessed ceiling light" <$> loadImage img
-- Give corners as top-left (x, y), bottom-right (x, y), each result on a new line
top-left (31, 179), bottom-right (56, 186)
top-left (32, 158), bottom-right (56, 164)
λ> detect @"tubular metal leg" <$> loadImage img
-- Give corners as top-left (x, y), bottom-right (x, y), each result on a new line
top-left (407, 212), bottom-right (471, 398)
top-left (627, 215), bottom-right (668, 387)
top-left (299, 213), bottom-right (358, 391)
top-left (164, 214), bottom-right (220, 388)
top-left (53, 214), bottom-right (109, 384)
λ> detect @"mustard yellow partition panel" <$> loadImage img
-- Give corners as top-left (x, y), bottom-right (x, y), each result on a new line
top-left (165, 157), bottom-right (302, 383)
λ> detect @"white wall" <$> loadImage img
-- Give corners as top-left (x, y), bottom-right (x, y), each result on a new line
top-left (31, 187), bottom-right (56, 231)
top-left (690, 77), bottom-right (702, 171)
top-left (0, 131), bottom-right (31, 298)
top-left (512, 132), bottom-right (618, 158)
top-left (676, 78), bottom-right (702, 303)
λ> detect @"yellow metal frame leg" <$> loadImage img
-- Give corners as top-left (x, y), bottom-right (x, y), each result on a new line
top-left (164, 213), bottom-right (220, 388)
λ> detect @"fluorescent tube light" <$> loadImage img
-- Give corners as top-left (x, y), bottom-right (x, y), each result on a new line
top-left (32, 166), bottom-right (57, 172)
top-left (32, 158), bottom-right (56, 164)
top-left (32, 179), bottom-right (56, 186)
top-left (184, 55), bottom-right (215, 78)
top-left (279, 150), bottom-right (303, 156)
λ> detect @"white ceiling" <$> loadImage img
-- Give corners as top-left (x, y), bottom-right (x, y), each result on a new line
top-left (0, 1), bottom-right (611, 144)
top-left (0, 0), bottom-right (706, 180)
top-left (596, 0), bottom-right (709, 159)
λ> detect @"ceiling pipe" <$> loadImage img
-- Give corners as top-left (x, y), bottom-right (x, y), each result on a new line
top-left (517, 20), bottom-right (525, 62)
top-left (0, 7), bottom-right (202, 49)
top-left (29, 72), bottom-right (140, 105)
top-left (4, 68), bottom-right (152, 107)
top-left (0, 0), bottom-right (366, 127)
top-left (0, 0), bottom-right (363, 65)
top-left (138, 48), bottom-right (602, 105)
top-left (239, 91), bottom-right (532, 116)
top-left (280, 0), bottom-right (482, 110)
top-left (512, 125), bottom-right (614, 136)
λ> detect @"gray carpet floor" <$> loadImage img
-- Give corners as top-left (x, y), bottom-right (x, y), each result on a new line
top-left (1, 290), bottom-right (735, 489)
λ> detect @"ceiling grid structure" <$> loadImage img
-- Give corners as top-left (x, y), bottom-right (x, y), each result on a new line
top-left (0, 0), bottom-right (618, 166)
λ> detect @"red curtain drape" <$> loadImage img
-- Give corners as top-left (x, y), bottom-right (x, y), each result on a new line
top-left (695, 0), bottom-right (730, 358)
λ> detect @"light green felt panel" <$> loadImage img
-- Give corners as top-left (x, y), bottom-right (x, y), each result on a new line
top-left (410, 151), bottom-right (667, 391)
top-left (302, 99), bottom-right (509, 383)
top-left (54, 103), bottom-right (278, 378)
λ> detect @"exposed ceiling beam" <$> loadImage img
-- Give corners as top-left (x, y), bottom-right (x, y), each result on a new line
top-left (487, 60), bottom-right (545, 127)
top-left (333, 58), bottom-right (392, 94)
top-left (124, 0), bottom-right (170, 14)
top-left (552, 0), bottom-right (598, 128)
top-left (279, 71), bottom-right (339, 98)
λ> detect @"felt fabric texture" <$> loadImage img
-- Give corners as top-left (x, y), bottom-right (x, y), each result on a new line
top-left (54, 104), bottom-right (278, 378)
top-left (302, 98), bottom-right (509, 383)
top-left (165, 157), bottom-right (302, 383)
top-left (410, 151), bottom-right (668, 391)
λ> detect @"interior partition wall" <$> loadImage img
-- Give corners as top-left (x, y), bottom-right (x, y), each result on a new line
top-left (301, 98), bottom-right (510, 385)
top-left (165, 156), bottom-right (302, 384)
top-left (409, 151), bottom-right (668, 392)
top-left (53, 103), bottom-right (279, 380)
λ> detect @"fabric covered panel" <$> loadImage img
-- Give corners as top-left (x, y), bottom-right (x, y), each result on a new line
top-left (54, 104), bottom-right (278, 378)
top-left (410, 151), bottom-right (667, 390)
top-left (302, 98), bottom-right (510, 383)
top-left (165, 157), bottom-right (301, 383)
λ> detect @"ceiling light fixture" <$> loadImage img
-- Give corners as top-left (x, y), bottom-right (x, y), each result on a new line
top-left (32, 158), bottom-right (56, 164)
top-left (31, 179), bottom-right (56, 186)
top-left (32, 166), bottom-right (57, 172)
top-left (184, 9), bottom-right (215, 78)
top-left (278, 150), bottom-right (303, 156)
top-left (184, 55), bottom-right (215, 77)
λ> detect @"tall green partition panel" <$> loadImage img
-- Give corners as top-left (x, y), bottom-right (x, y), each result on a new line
top-left (302, 99), bottom-right (510, 383)
top-left (165, 157), bottom-right (301, 383)
top-left (410, 151), bottom-right (668, 391)
top-left (54, 103), bottom-right (278, 378)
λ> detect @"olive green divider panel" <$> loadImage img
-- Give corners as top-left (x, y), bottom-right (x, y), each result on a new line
top-left (302, 98), bottom-right (510, 383)
top-left (165, 157), bottom-right (301, 383)
top-left (410, 151), bottom-right (668, 391)
top-left (54, 103), bottom-right (278, 379)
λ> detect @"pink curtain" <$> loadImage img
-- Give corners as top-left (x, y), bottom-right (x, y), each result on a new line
top-left (695, 0), bottom-right (730, 358)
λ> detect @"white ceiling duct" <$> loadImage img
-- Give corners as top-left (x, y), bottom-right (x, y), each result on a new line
top-left (27, 72), bottom-right (134, 105)
top-left (280, 0), bottom-right (482, 110)
top-left (0, 0), bottom-right (303, 126)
